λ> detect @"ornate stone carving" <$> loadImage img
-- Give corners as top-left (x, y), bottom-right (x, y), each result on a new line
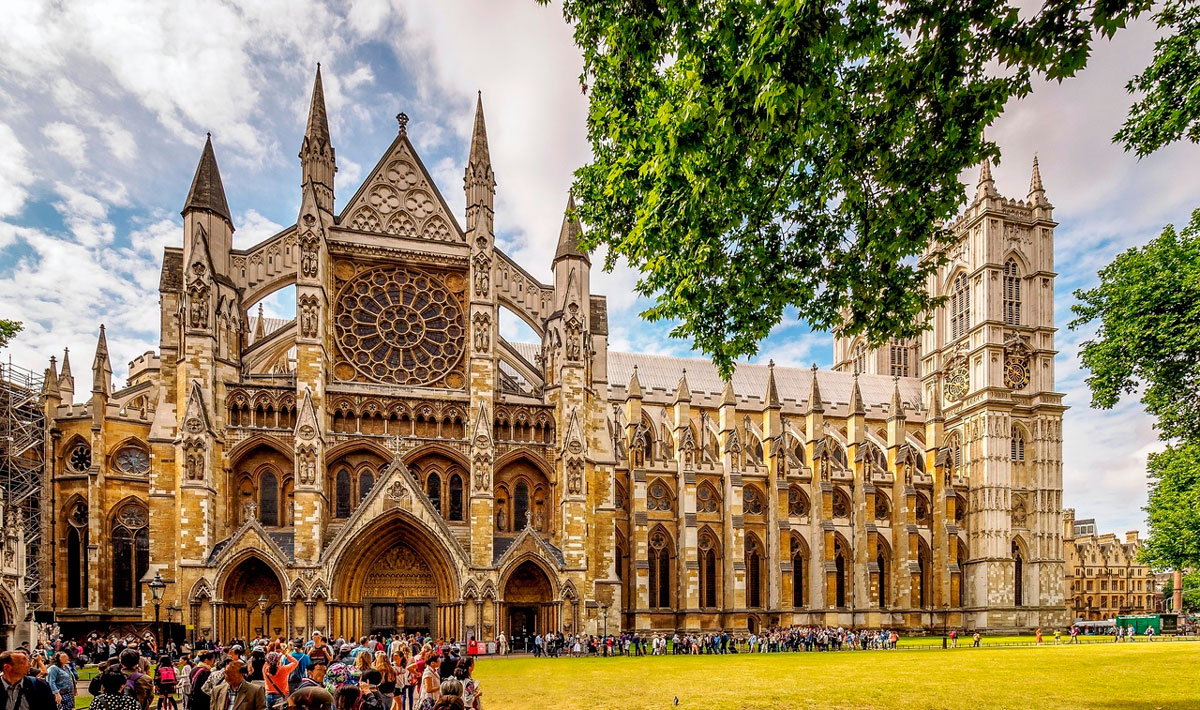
top-left (296, 444), bottom-right (317, 486)
top-left (298, 294), bottom-right (320, 339)
top-left (472, 311), bottom-right (491, 353)
top-left (182, 439), bottom-right (205, 481)
top-left (472, 252), bottom-right (491, 297)
top-left (472, 452), bottom-right (492, 492)
top-left (386, 480), bottom-right (408, 503)
top-left (566, 458), bottom-right (584, 496)
top-left (299, 231), bottom-right (319, 278)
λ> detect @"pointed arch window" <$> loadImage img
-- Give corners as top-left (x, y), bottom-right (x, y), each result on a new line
top-left (791, 537), bottom-right (806, 607)
top-left (1010, 427), bottom-right (1026, 462)
top-left (648, 529), bottom-right (672, 609)
top-left (889, 339), bottom-right (911, 377)
top-left (66, 502), bottom-right (88, 608)
top-left (696, 483), bottom-right (719, 514)
top-left (1003, 258), bottom-right (1022, 325)
top-left (111, 502), bottom-right (149, 608)
top-left (834, 538), bottom-right (848, 608)
top-left (917, 542), bottom-right (931, 607)
top-left (746, 535), bottom-right (764, 608)
top-left (1013, 541), bottom-right (1024, 607)
top-left (698, 530), bottom-right (719, 609)
top-left (950, 272), bottom-right (971, 340)
top-left (358, 470), bottom-right (374, 503)
top-left (877, 543), bottom-right (889, 608)
top-left (853, 342), bottom-right (868, 375)
top-left (259, 470), bottom-right (279, 527)
top-left (426, 472), bottom-right (442, 513)
top-left (513, 480), bottom-right (530, 530)
top-left (449, 472), bottom-right (464, 521)
top-left (335, 469), bottom-right (351, 518)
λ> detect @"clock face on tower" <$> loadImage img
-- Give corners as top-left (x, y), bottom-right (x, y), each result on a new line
top-left (943, 363), bottom-right (968, 402)
top-left (1004, 355), bottom-right (1031, 390)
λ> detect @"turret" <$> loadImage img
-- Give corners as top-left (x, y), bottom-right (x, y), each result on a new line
top-left (92, 325), bottom-right (112, 397)
top-left (886, 375), bottom-right (906, 448)
top-left (804, 364), bottom-right (823, 443)
top-left (974, 158), bottom-right (998, 201)
top-left (182, 134), bottom-right (234, 277)
top-left (42, 355), bottom-right (60, 404)
top-left (300, 64), bottom-right (336, 214)
top-left (846, 372), bottom-right (866, 444)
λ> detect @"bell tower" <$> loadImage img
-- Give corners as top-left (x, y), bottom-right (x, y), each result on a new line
top-left (921, 155), bottom-right (1067, 630)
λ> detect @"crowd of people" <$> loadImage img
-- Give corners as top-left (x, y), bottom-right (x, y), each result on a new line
top-left (0, 632), bottom-right (483, 710)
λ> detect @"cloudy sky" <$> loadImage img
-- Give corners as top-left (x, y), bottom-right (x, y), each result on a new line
top-left (0, 1), bottom-right (1194, 537)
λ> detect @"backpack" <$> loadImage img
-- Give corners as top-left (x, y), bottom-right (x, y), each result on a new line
top-left (158, 666), bottom-right (177, 688)
top-left (361, 690), bottom-right (387, 710)
top-left (124, 671), bottom-right (144, 700)
top-left (286, 656), bottom-right (305, 694)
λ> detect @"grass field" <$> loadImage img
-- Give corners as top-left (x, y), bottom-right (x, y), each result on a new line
top-left (473, 641), bottom-right (1200, 710)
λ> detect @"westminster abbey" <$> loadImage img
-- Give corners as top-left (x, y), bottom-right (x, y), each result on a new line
top-left (38, 67), bottom-right (1067, 642)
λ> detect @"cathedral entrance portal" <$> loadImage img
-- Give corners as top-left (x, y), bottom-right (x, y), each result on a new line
top-left (332, 511), bottom-right (460, 640)
top-left (220, 556), bottom-right (285, 640)
top-left (501, 560), bottom-right (555, 652)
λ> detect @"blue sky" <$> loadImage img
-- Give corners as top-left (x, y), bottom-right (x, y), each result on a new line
top-left (0, 1), bottom-right (1195, 537)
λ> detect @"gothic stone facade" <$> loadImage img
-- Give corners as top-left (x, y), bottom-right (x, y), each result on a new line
top-left (1063, 510), bottom-right (1159, 621)
top-left (43, 69), bottom-right (1067, 640)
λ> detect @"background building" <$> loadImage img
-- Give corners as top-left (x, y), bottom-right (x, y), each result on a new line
top-left (1064, 509), bottom-right (1159, 620)
top-left (38, 69), bottom-right (1067, 641)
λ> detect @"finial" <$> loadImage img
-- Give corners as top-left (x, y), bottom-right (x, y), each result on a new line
top-left (768, 359), bottom-right (775, 368)
top-left (396, 112), bottom-right (409, 135)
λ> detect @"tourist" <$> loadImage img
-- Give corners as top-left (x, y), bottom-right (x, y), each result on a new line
top-left (187, 652), bottom-right (214, 710)
top-left (47, 652), bottom-right (75, 710)
top-left (211, 661), bottom-right (265, 710)
top-left (154, 655), bottom-right (179, 710)
top-left (495, 633), bottom-right (506, 657)
top-left (264, 652), bottom-right (300, 709)
top-left (247, 648), bottom-right (268, 684)
top-left (431, 698), bottom-right (464, 710)
top-left (453, 658), bottom-right (480, 710)
top-left (295, 658), bottom-right (327, 692)
top-left (972, 632), bottom-right (981, 648)
top-left (371, 653), bottom-right (397, 708)
top-left (357, 671), bottom-right (388, 710)
top-left (1054, 629), bottom-right (1061, 644)
top-left (333, 685), bottom-right (360, 710)
top-left (308, 635), bottom-right (332, 668)
top-left (87, 667), bottom-right (142, 710)
top-left (1035, 628), bottom-right (1043, 645)
top-left (286, 686), bottom-right (333, 710)
top-left (417, 654), bottom-right (441, 710)
top-left (119, 649), bottom-right (154, 710)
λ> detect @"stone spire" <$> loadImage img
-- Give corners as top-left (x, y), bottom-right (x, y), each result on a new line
top-left (300, 64), bottom-right (336, 213)
top-left (464, 91), bottom-right (495, 232)
top-left (626, 365), bottom-right (643, 399)
top-left (889, 376), bottom-right (906, 421)
top-left (807, 364), bottom-right (824, 414)
top-left (673, 368), bottom-right (691, 404)
top-left (975, 157), bottom-right (997, 200)
top-left (254, 303), bottom-right (266, 342)
top-left (182, 134), bottom-right (233, 225)
top-left (929, 378), bottom-right (944, 422)
top-left (764, 360), bottom-right (781, 409)
top-left (553, 193), bottom-right (589, 265)
top-left (849, 371), bottom-right (865, 416)
top-left (1027, 153), bottom-right (1047, 205)
top-left (721, 378), bottom-right (736, 406)
top-left (42, 356), bottom-right (60, 398)
top-left (92, 324), bottom-right (112, 396)
top-left (58, 347), bottom-right (74, 401)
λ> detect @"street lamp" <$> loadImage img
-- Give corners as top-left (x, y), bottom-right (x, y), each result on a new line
top-left (257, 594), bottom-right (268, 641)
top-left (149, 572), bottom-right (166, 652)
top-left (942, 603), bottom-right (950, 649)
top-left (599, 604), bottom-right (608, 656)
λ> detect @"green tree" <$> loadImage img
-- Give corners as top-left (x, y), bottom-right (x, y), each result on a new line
top-left (1116, 0), bottom-right (1200, 156)
top-left (1070, 211), bottom-right (1200, 443)
top-left (1138, 442), bottom-right (1200, 571)
top-left (0, 319), bottom-right (20, 350)
top-left (541, 0), bottom-right (1150, 374)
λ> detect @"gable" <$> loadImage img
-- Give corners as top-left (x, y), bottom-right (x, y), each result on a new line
top-left (337, 132), bottom-right (464, 244)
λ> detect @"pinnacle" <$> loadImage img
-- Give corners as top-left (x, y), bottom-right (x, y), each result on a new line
top-left (554, 193), bottom-right (589, 265)
top-left (721, 379), bottom-right (736, 406)
top-left (305, 64), bottom-right (331, 148)
top-left (626, 365), bottom-right (643, 399)
top-left (673, 368), bottom-right (691, 404)
top-left (889, 375), bottom-right (906, 420)
top-left (764, 360), bottom-right (781, 409)
top-left (1028, 153), bottom-right (1047, 204)
top-left (807, 363), bottom-right (824, 414)
top-left (468, 91), bottom-right (491, 167)
top-left (849, 372), bottom-right (865, 416)
top-left (182, 134), bottom-right (233, 224)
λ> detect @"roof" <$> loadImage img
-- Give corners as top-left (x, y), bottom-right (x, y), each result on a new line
top-left (182, 135), bottom-right (232, 223)
top-left (207, 530), bottom-right (294, 564)
top-left (492, 534), bottom-right (565, 566)
top-left (247, 315), bottom-right (291, 345)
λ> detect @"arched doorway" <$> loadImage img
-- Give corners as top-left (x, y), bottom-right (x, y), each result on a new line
top-left (331, 512), bottom-right (460, 640)
top-left (221, 556), bottom-right (285, 640)
top-left (502, 560), bottom-right (554, 652)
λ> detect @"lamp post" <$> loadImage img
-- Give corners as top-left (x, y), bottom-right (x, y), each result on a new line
top-left (942, 603), bottom-right (950, 649)
top-left (257, 594), bottom-right (268, 641)
top-left (599, 603), bottom-right (608, 656)
top-left (149, 572), bottom-right (166, 652)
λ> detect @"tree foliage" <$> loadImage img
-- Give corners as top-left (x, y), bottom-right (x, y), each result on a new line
top-left (1138, 441), bottom-right (1200, 571)
top-left (0, 319), bottom-right (20, 350)
top-left (1070, 210), bottom-right (1200, 443)
top-left (542, 0), bottom-right (1148, 375)
top-left (1116, 0), bottom-right (1200, 156)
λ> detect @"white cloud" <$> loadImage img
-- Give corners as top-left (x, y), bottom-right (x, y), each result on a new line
top-left (0, 123), bottom-right (34, 217)
top-left (43, 122), bottom-right (88, 168)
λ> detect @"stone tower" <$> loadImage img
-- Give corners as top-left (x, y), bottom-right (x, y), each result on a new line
top-left (919, 155), bottom-right (1067, 629)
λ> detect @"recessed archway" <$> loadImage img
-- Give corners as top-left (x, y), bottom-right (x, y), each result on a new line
top-left (501, 559), bottom-right (556, 651)
top-left (220, 555), bottom-right (285, 640)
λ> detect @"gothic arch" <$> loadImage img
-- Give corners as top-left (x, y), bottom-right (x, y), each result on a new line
top-left (189, 578), bottom-right (213, 603)
top-left (1001, 248), bottom-right (1031, 274)
top-left (327, 439), bottom-right (393, 464)
top-left (227, 434), bottom-right (294, 466)
top-left (215, 548), bottom-right (289, 602)
top-left (497, 553), bottom-right (560, 601)
top-left (328, 507), bottom-right (462, 602)
top-left (105, 435), bottom-right (150, 458)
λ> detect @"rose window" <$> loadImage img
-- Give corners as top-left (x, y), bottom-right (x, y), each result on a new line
top-left (114, 446), bottom-right (150, 475)
top-left (68, 444), bottom-right (91, 472)
top-left (334, 265), bottom-right (466, 387)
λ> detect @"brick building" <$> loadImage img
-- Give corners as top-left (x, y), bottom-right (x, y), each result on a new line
top-left (1063, 509), bottom-right (1159, 621)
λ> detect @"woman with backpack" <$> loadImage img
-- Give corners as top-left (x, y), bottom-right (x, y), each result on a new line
top-left (262, 651), bottom-right (299, 710)
top-left (451, 658), bottom-right (480, 710)
top-left (154, 654), bottom-right (179, 710)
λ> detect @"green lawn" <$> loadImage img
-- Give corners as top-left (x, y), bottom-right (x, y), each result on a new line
top-left (473, 641), bottom-right (1200, 710)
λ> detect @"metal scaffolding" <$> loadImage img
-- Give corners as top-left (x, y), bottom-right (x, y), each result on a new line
top-left (0, 359), bottom-right (46, 617)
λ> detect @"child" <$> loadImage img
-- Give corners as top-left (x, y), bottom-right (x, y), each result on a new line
top-left (155, 654), bottom-right (179, 710)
